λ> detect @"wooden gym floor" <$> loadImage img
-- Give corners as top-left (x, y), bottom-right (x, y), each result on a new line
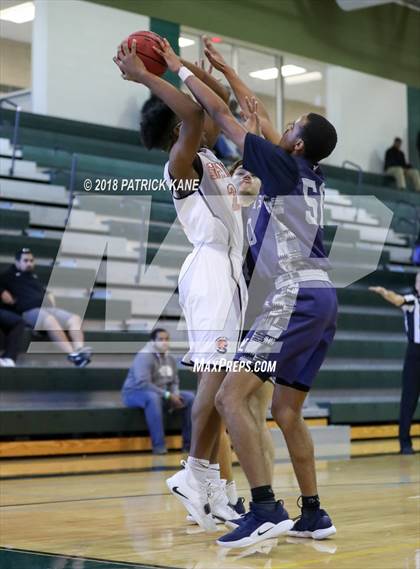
top-left (0, 453), bottom-right (419, 569)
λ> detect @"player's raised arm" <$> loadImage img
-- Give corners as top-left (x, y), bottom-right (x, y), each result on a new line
top-left (369, 286), bottom-right (405, 307)
top-left (203, 37), bottom-right (281, 144)
top-left (181, 57), bottom-right (229, 104)
top-left (179, 57), bottom-right (230, 148)
top-left (114, 39), bottom-right (204, 181)
top-left (162, 63), bottom-right (248, 152)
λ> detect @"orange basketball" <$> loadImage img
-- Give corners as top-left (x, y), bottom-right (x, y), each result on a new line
top-left (125, 30), bottom-right (167, 76)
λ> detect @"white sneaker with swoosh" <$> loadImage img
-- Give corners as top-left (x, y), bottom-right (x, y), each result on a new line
top-left (166, 461), bottom-right (218, 532)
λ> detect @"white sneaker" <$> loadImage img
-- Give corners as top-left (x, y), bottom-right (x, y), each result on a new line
top-left (208, 479), bottom-right (242, 523)
top-left (166, 461), bottom-right (218, 532)
top-left (0, 358), bottom-right (15, 367)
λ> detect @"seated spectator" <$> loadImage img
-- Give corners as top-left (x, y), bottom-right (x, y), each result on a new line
top-left (0, 308), bottom-right (25, 367)
top-left (384, 137), bottom-right (420, 191)
top-left (0, 248), bottom-right (92, 367)
top-left (122, 328), bottom-right (195, 455)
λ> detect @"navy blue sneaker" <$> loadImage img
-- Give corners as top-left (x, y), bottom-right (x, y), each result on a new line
top-left (288, 508), bottom-right (336, 540)
top-left (224, 498), bottom-right (249, 529)
top-left (217, 501), bottom-right (293, 549)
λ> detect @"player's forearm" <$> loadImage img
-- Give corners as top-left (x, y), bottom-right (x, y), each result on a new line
top-left (181, 58), bottom-right (230, 103)
top-left (223, 67), bottom-right (270, 122)
top-left (377, 288), bottom-right (405, 307)
top-left (384, 290), bottom-right (405, 307)
top-left (140, 72), bottom-right (203, 123)
top-left (184, 75), bottom-right (231, 131)
top-left (184, 74), bottom-right (246, 150)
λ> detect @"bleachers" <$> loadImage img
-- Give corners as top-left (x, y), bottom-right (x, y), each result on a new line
top-left (1, 108), bottom-right (419, 460)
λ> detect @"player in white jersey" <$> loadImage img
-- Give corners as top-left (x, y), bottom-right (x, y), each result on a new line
top-left (115, 38), bottom-right (266, 530)
top-left (164, 148), bottom-right (246, 368)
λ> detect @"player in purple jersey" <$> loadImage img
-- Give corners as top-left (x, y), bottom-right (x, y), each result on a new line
top-left (177, 38), bottom-right (338, 548)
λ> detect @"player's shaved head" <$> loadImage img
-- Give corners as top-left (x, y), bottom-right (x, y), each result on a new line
top-left (140, 95), bottom-right (178, 151)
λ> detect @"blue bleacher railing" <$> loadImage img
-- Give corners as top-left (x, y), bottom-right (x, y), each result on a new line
top-left (0, 99), bottom-right (21, 177)
top-left (0, 89), bottom-right (31, 176)
top-left (342, 160), bottom-right (363, 192)
top-left (66, 153), bottom-right (78, 225)
top-left (135, 199), bottom-right (148, 285)
top-left (342, 160), bottom-right (364, 223)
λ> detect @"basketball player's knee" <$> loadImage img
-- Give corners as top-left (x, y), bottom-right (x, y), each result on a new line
top-left (214, 388), bottom-right (226, 416)
top-left (272, 404), bottom-right (300, 432)
top-left (215, 385), bottom-right (235, 418)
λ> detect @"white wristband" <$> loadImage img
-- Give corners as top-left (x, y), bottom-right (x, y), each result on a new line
top-left (178, 66), bottom-right (194, 82)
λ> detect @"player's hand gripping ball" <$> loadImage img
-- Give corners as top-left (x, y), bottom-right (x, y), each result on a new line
top-left (124, 31), bottom-right (167, 76)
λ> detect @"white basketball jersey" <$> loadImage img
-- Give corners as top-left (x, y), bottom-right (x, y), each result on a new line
top-left (164, 148), bottom-right (243, 256)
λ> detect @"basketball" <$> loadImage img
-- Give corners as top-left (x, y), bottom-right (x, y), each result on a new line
top-left (125, 30), bottom-right (167, 76)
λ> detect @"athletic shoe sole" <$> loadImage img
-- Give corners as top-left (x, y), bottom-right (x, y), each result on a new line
top-left (166, 474), bottom-right (218, 532)
top-left (186, 514), bottom-right (223, 525)
top-left (217, 518), bottom-right (294, 548)
top-left (287, 525), bottom-right (337, 540)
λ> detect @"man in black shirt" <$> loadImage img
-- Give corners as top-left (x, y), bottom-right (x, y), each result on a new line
top-left (384, 137), bottom-right (420, 191)
top-left (0, 249), bottom-right (92, 367)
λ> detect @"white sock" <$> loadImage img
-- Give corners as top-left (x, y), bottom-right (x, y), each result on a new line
top-left (207, 463), bottom-right (221, 482)
top-left (226, 480), bottom-right (238, 504)
top-left (187, 456), bottom-right (209, 484)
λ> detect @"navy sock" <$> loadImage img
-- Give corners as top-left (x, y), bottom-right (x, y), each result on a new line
top-left (302, 495), bottom-right (320, 512)
top-left (251, 485), bottom-right (275, 503)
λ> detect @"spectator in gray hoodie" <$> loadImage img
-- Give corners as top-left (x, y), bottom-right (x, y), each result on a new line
top-left (122, 328), bottom-right (195, 454)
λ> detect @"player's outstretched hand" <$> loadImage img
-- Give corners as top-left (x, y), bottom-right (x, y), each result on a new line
top-left (203, 36), bottom-right (229, 74)
top-left (194, 58), bottom-right (213, 76)
top-left (152, 37), bottom-right (182, 73)
top-left (241, 96), bottom-right (262, 137)
top-left (113, 40), bottom-right (148, 83)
